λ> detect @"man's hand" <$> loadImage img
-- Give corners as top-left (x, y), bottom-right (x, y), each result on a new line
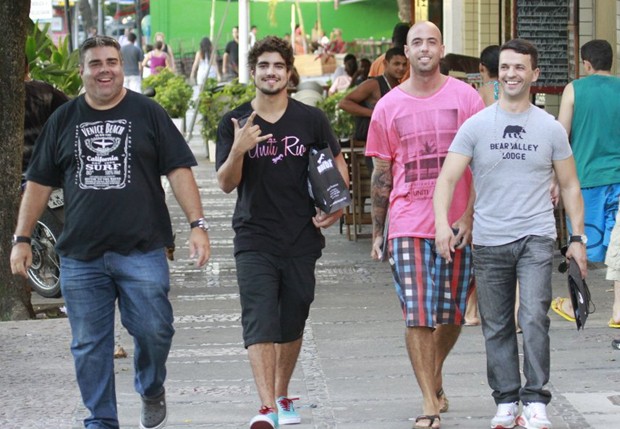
top-left (566, 242), bottom-right (588, 279)
top-left (10, 244), bottom-right (32, 278)
top-left (188, 229), bottom-right (211, 267)
top-left (312, 208), bottom-right (342, 229)
top-left (435, 223), bottom-right (457, 262)
top-left (451, 215), bottom-right (473, 249)
top-left (370, 235), bottom-right (384, 261)
top-left (231, 111), bottom-right (272, 154)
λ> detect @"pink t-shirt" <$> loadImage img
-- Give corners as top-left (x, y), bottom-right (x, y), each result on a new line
top-left (366, 77), bottom-right (484, 239)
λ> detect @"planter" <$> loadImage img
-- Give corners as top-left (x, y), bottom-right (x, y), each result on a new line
top-left (172, 117), bottom-right (186, 135)
top-left (295, 54), bottom-right (337, 77)
top-left (207, 139), bottom-right (216, 163)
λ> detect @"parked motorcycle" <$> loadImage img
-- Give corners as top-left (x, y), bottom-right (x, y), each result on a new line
top-left (26, 186), bottom-right (64, 298)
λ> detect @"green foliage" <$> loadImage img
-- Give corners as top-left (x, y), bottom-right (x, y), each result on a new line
top-left (142, 68), bottom-right (193, 118)
top-left (25, 22), bottom-right (81, 97)
top-left (316, 89), bottom-right (355, 140)
top-left (197, 79), bottom-right (256, 142)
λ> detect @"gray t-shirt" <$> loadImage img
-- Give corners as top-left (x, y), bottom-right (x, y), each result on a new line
top-left (121, 43), bottom-right (144, 76)
top-left (449, 103), bottom-right (572, 246)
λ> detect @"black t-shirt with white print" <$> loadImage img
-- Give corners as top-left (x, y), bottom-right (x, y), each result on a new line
top-left (216, 98), bottom-right (341, 257)
top-left (27, 90), bottom-right (197, 260)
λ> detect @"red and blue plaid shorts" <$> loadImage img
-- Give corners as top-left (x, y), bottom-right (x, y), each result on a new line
top-left (390, 237), bottom-right (474, 327)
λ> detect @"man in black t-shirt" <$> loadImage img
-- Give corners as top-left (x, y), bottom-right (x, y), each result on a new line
top-left (222, 26), bottom-right (240, 81)
top-left (11, 35), bottom-right (211, 429)
top-left (216, 36), bottom-right (348, 429)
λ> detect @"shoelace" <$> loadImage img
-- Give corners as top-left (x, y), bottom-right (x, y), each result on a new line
top-left (277, 397), bottom-right (299, 411)
top-left (528, 403), bottom-right (546, 418)
top-left (259, 406), bottom-right (277, 415)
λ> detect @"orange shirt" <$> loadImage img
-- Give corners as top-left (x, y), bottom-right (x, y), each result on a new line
top-left (368, 53), bottom-right (410, 83)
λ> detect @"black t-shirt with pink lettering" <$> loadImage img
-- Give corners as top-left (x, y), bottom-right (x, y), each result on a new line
top-left (216, 98), bottom-right (341, 256)
top-left (27, 90), bottom-right (196, 260)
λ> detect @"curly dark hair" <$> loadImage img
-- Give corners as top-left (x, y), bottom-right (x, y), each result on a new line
top-left (247, 36), bottom-right (294, 72)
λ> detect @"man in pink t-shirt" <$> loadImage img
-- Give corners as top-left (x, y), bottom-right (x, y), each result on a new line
top-left (366, 21), bottom-right (483, 428)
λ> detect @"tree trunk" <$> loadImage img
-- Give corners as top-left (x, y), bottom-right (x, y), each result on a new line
top-left (0, 0), bottom-right (35, 320)
top-left (79, 0), bottom-right (95, 32)
top-left (397, 0), bottom-right (411, 23)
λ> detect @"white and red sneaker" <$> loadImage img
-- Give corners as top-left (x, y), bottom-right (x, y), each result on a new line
top-left (490, 401), bottom-right (519, 428)
top-left (516, 402), bottom-right (552, 429)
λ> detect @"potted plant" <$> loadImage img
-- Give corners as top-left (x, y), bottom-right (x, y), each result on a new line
top-left (197, 79), bottom-right (255, 160)
top-left (25, 21), bottom-right (82, 97)
top-left (142, 68), bottom-right (193, 131)
top-left (316, 89), bottom-right (354, 143)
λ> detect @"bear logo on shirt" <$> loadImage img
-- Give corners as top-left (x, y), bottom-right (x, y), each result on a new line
top-left (503, 125), bottom-right (526, 139)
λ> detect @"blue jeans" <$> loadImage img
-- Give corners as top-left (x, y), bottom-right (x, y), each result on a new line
top-left (60, 248), bottom-right (174, 429)
top-left (473, 236), bottom-right (554, 405)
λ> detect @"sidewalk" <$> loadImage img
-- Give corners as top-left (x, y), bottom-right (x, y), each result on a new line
top-left (1, 129), bottom-right (620, 429)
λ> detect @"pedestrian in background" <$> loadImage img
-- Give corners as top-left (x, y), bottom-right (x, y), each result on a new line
top-left (554, 39), bottom-right (620, 328)
top-left (434, 38), bottom-right (587, 429)
top-left (366, 21), bottom-right (484, 429)
top-left (478, 45), bottom-right (501, 107)
top-left (223, 26), bottom-right (240, 81)
top-left (216, 36), bottom-right (348, 429)
top-left (249, 25), bottom-right (258, 49)
top-left (121, 32), bottom-right (144, 93)
top-left (328, 54), bottom-right (357, 95)
top-left (11, 35), bottom-right (211, 429)
top-left (190, 36), bottom-right (218, 86)
top-left (142, 40), bottom-right (170, 76)
top-left (154, 32), bottom-right (176, 72)
top-left (368, 22), bottom-right (410, 81)
top-left (339, 46), bottom-right (407, 173)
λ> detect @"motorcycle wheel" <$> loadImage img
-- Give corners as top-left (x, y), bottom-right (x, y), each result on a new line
top-left (28, 209), bottom-right (63, 298)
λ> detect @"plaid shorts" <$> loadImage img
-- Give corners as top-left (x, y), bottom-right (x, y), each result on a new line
top-left (390, 237), bottom-right (473, 327)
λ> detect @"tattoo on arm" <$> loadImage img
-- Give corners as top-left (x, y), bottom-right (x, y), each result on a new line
top-left (371, 161), bottom-right (392, 233)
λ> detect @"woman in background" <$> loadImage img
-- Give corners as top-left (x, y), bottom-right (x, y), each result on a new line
top-left (191, 37), bottom-right (218, 85)
top-left (142, 41), bottom-right (170, 76)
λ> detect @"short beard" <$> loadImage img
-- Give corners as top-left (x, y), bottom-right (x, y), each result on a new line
top-left (256, 78), bottom-right (288, 96)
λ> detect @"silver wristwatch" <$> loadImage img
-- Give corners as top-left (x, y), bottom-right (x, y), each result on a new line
top-left (190, 217), bottom-right (210, 232)
top-left (569, 234), bottom-right (588, 245)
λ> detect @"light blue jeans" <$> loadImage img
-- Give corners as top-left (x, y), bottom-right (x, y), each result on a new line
top-left (60, 248), bottom-right (174, 429)
top-left (473, 235), bottom-right (554, 405)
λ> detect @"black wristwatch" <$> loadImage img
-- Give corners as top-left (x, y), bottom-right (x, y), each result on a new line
top-left (12, 235), bottom-right (31, 246)
top-left (569, 234), bottom-right (588, 245)
top-left (190, 217), bottom-right (210, 232)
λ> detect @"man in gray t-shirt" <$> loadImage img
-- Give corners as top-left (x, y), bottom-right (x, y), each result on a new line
top-left (433, 39), bottom-right (587, 429)
top-left (121, 32), bottom-right (143, 93)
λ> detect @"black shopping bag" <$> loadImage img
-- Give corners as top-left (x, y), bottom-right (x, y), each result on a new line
top-left (567, 258), bottom-right (593, 330)
top-left (380, 209), bottom-right (390, 262)
top-left (308, 146), bottom-right (351, 214)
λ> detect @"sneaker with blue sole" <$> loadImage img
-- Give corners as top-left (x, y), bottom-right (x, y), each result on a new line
top-left (276, 396), bottom-right (301, 425)
top-left (250, 406), bottom-right (279, 429)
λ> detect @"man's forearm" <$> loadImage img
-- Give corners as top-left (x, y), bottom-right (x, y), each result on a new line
top-left (562, 185), bottom-right (585, 234)
top-left (167, 167), bottom-right (204, 222)
top-left (14, 181), bottom-right (53, 237)
top-left (370, 159), bottom-right (392, 239)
